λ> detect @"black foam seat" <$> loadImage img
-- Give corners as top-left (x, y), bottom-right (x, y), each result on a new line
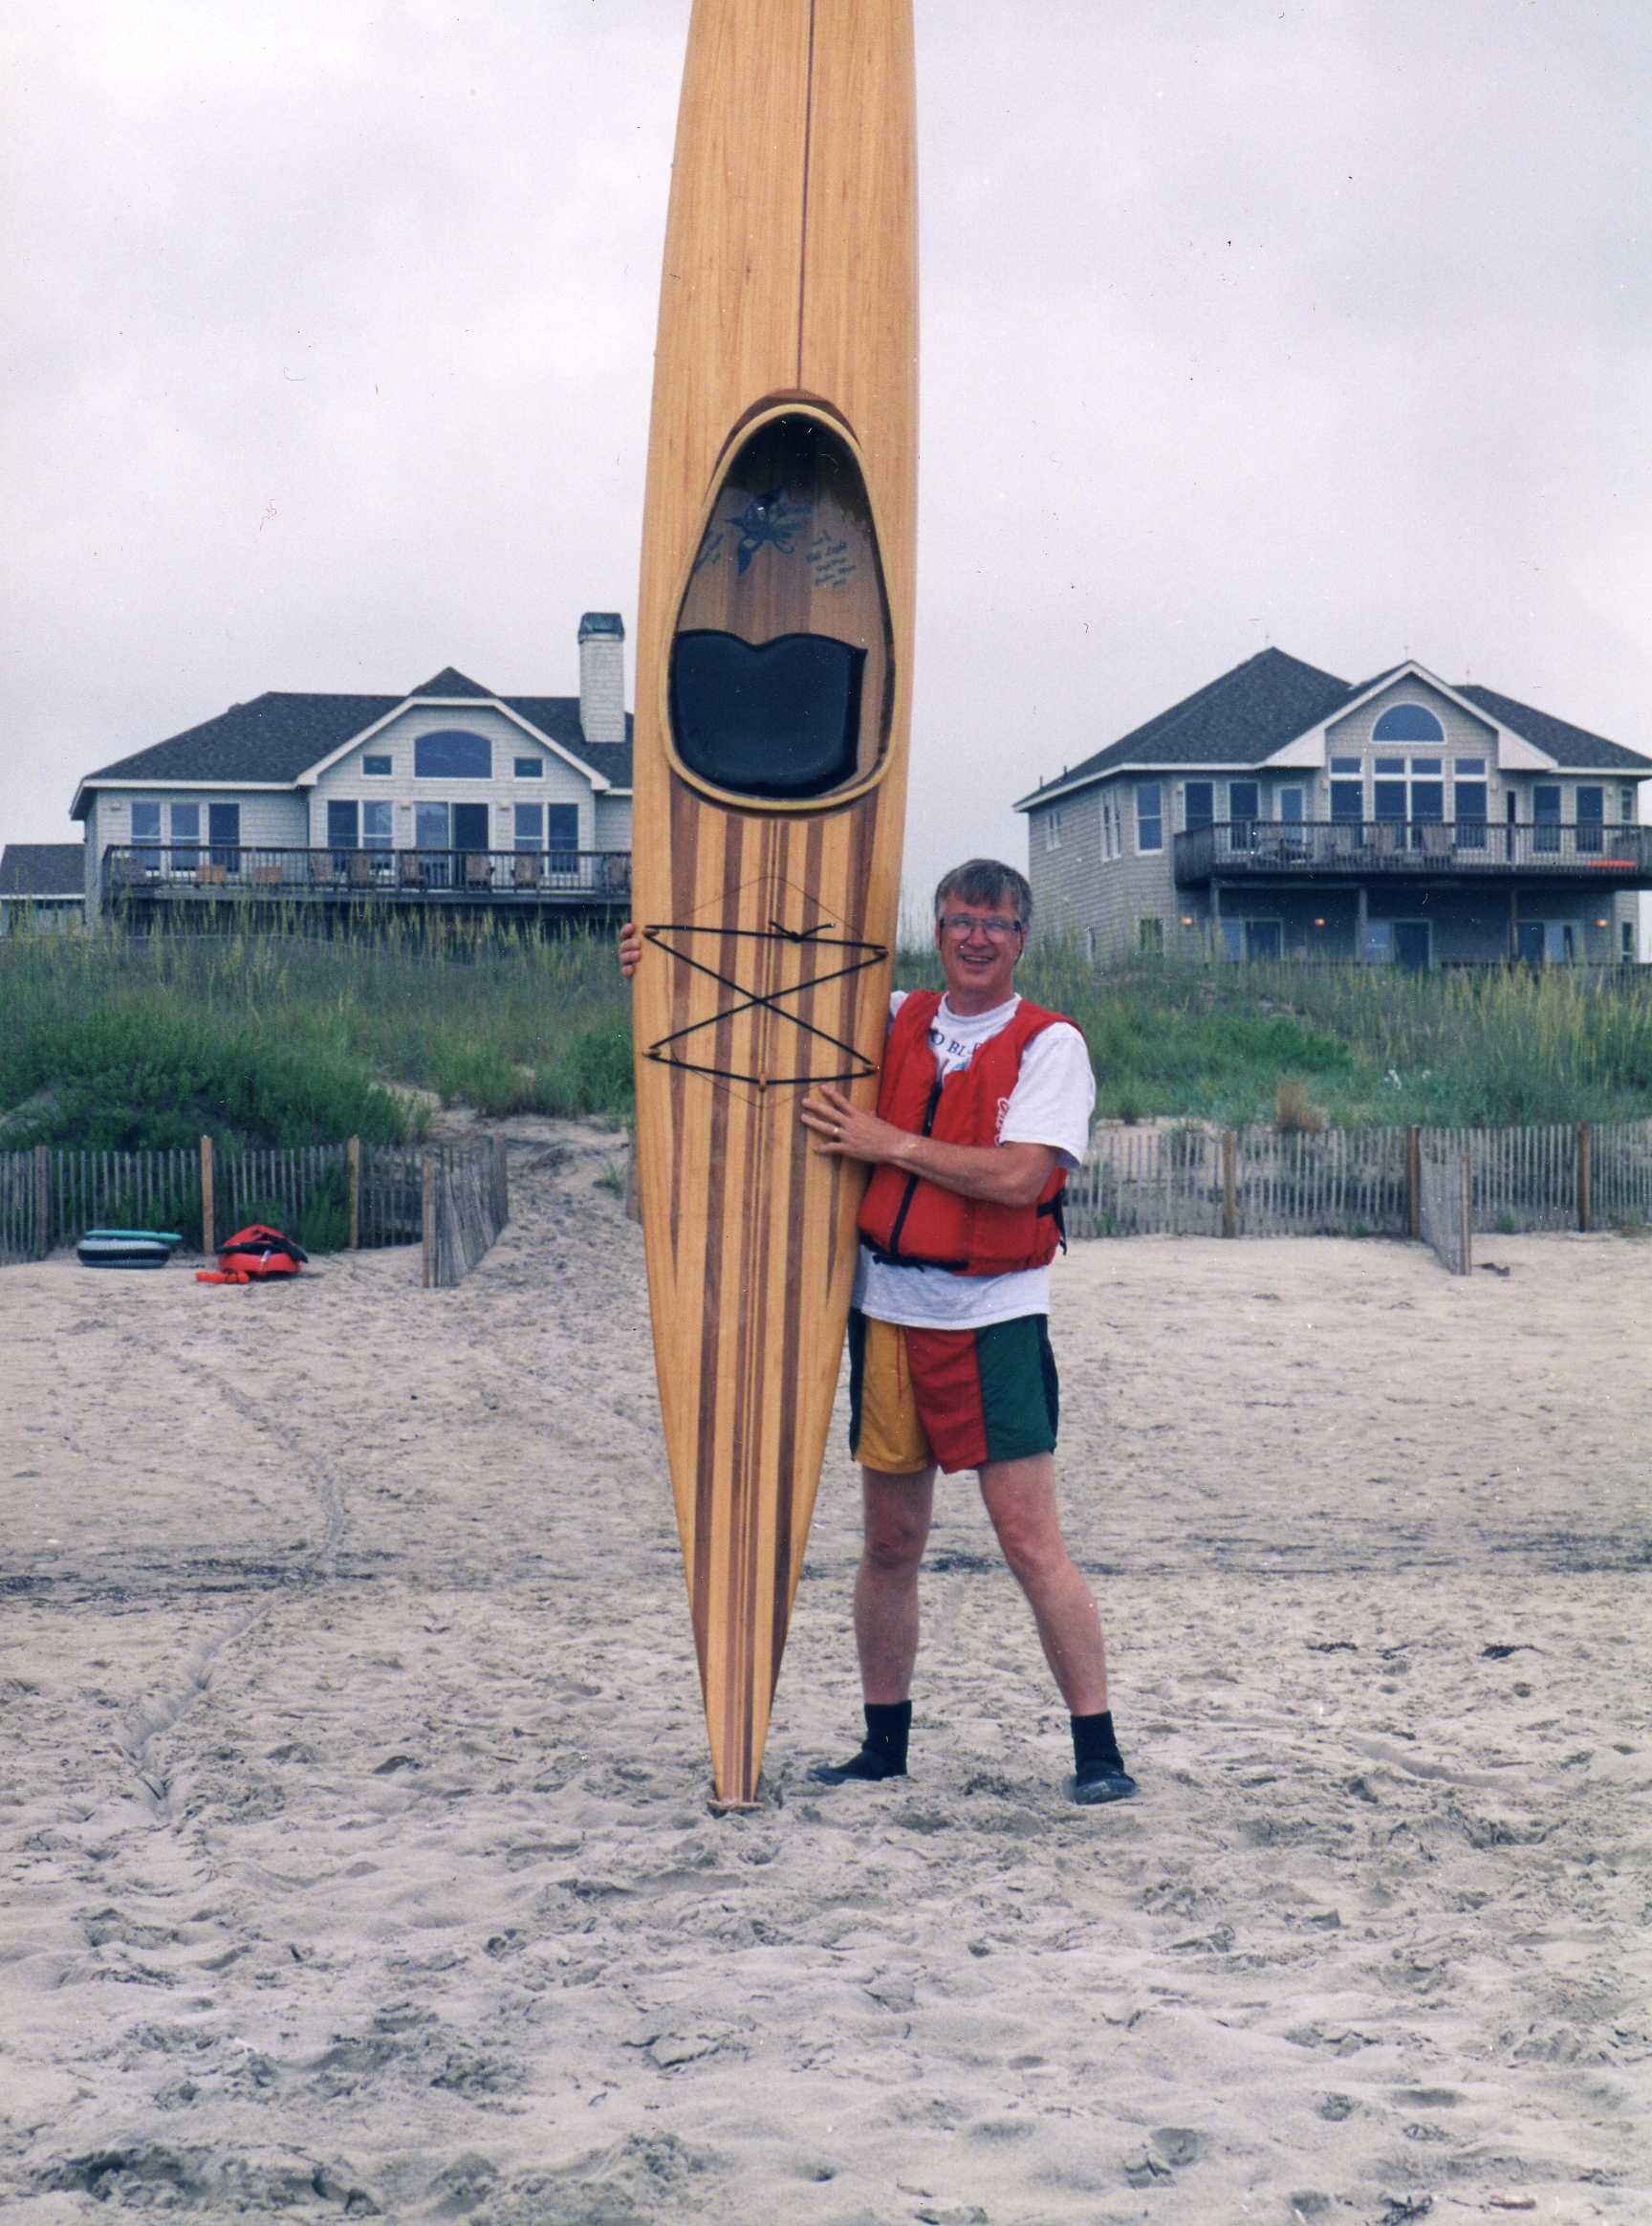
top-left (669, 630), bottom-right (866, 799)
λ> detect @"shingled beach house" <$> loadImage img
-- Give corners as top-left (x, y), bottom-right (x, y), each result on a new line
top-left (69, 615), bottom-right (633, 929)
top-left (1018, 651), bottom-right (1652, 967)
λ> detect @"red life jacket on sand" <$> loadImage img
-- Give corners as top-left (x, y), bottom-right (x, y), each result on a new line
top-left (195, 1225), bottom-right (308, 1286)
top-left (857, 991), bottom-right (1077, 1276)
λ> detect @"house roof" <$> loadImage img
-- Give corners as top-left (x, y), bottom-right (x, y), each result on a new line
top-left (74, 667), bottom-right (633, 815)
top-left (1016, 649), bottom-right (1359, 806)
top-left (409, 666), bottom-right (495, 698)
top-left (0, 842), bottom-right (83, 897)
top-left (1453, 684), bottom-right (1652, 772)
top-left (1016, 649), bottom-right (1652, 809)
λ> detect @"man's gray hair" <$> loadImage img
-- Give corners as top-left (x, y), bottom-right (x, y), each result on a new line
top-left (933, 859), bottom-right (1032, 928)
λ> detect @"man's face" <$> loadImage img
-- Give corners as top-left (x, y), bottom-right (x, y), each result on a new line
top-left (933, 893), bottom-right (1025, 1007)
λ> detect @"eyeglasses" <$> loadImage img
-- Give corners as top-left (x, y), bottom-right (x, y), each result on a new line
top-left (938, 913), bottom-right (1024, 942)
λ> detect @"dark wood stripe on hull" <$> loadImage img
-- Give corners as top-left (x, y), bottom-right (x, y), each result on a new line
top-left (721, 821), bottom-right (776, 1799)
top-left (690, 812), bottom-right (745, 1678)
top-left (666, 775), bottom-right (702, 1267)
top-left (769, 809), bottom-right (828, 1683)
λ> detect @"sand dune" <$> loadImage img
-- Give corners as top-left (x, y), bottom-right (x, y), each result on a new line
top-left (2, 1119), bottom-right (1648, 2222)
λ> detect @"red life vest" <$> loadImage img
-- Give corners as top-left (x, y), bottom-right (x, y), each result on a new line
top-left (857, 991), bottom-right (1078, 1275)
top-left (194, 1225), bottom-right (308, 1286)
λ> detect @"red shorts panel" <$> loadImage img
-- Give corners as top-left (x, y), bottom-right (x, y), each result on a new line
top-left (848, 1310), bottom-right (1059, 1475)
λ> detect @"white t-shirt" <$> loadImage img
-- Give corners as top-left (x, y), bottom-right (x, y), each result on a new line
top-left (852, 991), bottom-right (1095, 1330)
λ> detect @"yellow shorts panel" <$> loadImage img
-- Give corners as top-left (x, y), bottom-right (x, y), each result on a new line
top-left (850, 1314), bottom-right (932, 1475)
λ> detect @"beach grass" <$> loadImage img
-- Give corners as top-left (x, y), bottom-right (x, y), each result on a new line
top-left (0, 916), bottom-right (626, 1148)
top-left (1008, 939), bottom-right (1652, 1126)
top-left (2, 916), bottom-right (1649, 1146)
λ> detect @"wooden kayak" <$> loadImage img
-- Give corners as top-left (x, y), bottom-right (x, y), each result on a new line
top-left (631, 0), bottom-right (917, 1805)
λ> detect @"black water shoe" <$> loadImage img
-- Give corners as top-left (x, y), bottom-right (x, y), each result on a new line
top-left (809, 1748), bottom-right (907, 1786)
top-left (1071, 1759), bottom-right (1139, 1805)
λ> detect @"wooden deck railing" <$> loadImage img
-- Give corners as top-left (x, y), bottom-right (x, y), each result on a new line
top-left (102, 845), bottom-right (632, 904)
top-left (1173, 820), bottom-right (1652, 886)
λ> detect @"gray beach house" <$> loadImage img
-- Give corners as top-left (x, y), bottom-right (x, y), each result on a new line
top-left (0, 844), bottom-right (87, 937)
top-left (72, 615), bottom-right (633, 928)
top-left (1016, 651), bottom-right (1652, 966)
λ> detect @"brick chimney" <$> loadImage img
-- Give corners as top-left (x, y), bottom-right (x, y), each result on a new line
top-left (578, 612), bottom-right (626, 745)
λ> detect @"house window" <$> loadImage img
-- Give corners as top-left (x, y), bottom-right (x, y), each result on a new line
top-left (1331, 778), bottom-right (1363, 822)
top-left (132, 801), bottom-right (162, 846)
top-left (415, 730), bottom-right (491, 779)
top-left (513, 756), bottom-right (543, 779)
top-left (362, 800), bottom-right (393, 850)
top-left (208, 803), bottom-right (240, 867)
top-left (1620, 784), bottom-right (1637, 824)
top-left (327, 800), bottom-right (359, 851)
top-left (1139, 917), bottom-right (1164, 955)
top-left (1228, 780), bottom-right (1259, 852)
top-left (1246, 920), bottom-right (1282, 960)
top-left (1184, 780), bottom-right (1214, 832)
top-left (1624, 921), bottom-right (1636, 963)
top-left (1135, 782), bottom-right (1163, 853)
top-left (1279, 786), bottom-right (1305, 822)
top-left (547, 803), bottom-right (578, 861)
top-left (169, 803), bottom-right (200, 870)
top-left (1372, 704), bottom-right (1446, 744)
top-left (1374, 774), bottom-right (1406, 824)
top-left (362, 754), bottom-right (393, 776)
top-left (514, 804), bottom-right (543, 851)
top-left (1576, 786), bottom-right (1604, 855)
top-left (1330, 756), bottom-right (1361, 775)
top-left (1411, 763), bottom-right (1445, 826)
top-left (1453, 778), bottom-right (1488, 848)
top-left (1045, 807), bottom-right (1063, 852)
top-left (1221, 918), bottom-right (1282, 961)
top-left (1532, 784), bottom-right (1562, 854)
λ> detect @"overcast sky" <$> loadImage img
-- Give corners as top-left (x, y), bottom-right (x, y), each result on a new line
top-left (4, 0), bottom-right (1649, 920)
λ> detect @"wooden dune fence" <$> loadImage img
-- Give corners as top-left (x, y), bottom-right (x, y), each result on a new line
top-left (1417, 1139), bottom-right (1473, 1276)
top-left (423, 1136), bottom-right (510, 1289)
top-left (0, 1136), bottom-right (501, 1279)
top-left (1065, 1119), bottom-right (1652, 1251)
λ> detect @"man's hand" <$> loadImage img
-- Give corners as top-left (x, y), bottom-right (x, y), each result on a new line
top-left (799, 1081), bottom-right (907, 1165)
top-left (618, 922), bottom-right (643, 980)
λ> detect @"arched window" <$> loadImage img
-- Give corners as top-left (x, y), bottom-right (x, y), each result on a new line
top-left (415, 730), bottom-right (491, 778)
top-left (1371, 704), bottom-right (1445, 744)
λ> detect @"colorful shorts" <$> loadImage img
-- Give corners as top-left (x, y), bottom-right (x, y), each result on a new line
top-left (847, 1308), bottom-right (1060, 1476)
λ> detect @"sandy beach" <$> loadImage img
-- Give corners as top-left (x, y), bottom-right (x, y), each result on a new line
top-left (2, 1118), bottom-right (1648, 2223)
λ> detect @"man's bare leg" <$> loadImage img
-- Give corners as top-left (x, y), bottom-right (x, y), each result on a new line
top-left (810, 1464), bottom-right (934, 1784)
top-left (855, 1464), bottom-right (937, 1701)
top-left (978, 1452), bottom-right (1109, 1713)
top-left (979, 1451), bottom-right (1134, 1801)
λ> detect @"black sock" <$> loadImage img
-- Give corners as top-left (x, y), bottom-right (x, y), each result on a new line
top-left (1072, 1710), bottom-right (1123, 1774)
top-left (863, 1699), bottom-right (912, 1772)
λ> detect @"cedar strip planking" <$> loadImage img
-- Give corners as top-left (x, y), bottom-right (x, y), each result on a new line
top-left (632, 0), bottom-right (915, 1803)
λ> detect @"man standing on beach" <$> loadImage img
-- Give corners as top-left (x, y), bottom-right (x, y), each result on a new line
top-left (620, 859), bottom-right (1133, 1806)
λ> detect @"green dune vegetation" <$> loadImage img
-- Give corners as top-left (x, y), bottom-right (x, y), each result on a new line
top-left (1, 918), bottom-right (1649, 1152)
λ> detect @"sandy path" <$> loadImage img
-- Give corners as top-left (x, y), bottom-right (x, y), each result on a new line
top-left (2, 1122), bottom-right (1648, 2223)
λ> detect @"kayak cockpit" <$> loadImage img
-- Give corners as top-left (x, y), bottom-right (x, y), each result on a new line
top-left (666, 407), bottom-right (894, 808)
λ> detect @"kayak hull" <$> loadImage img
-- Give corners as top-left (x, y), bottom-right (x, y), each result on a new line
top-left (632, 0), bottom-right (917, 1805)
